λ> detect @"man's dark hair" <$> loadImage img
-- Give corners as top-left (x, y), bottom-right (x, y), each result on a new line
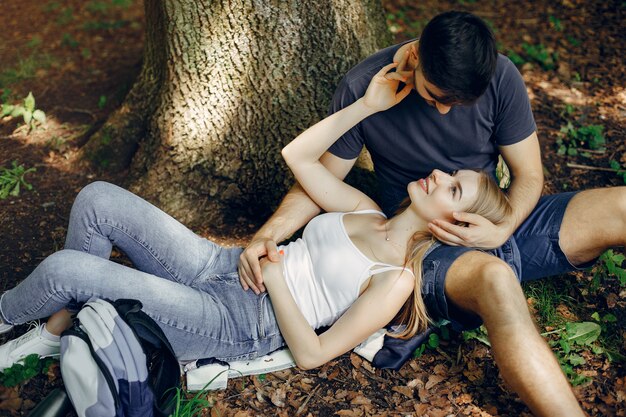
top-left (418, 11), bottom-right (498, 105)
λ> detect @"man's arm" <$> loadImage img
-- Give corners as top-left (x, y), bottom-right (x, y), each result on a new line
top-left (238, 152), bottom-right (357, 294)
top-left (428, 132), bottom-right (543, 248)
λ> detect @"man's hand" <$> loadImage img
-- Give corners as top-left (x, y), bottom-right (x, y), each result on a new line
top-left (238, 237), bottom-right (280, 294)
top-left (428, 212), bottom-right (515, 249)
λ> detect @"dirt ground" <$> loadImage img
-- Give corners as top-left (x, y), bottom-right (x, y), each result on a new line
top-left (0, 0), bottom-right (624, 416)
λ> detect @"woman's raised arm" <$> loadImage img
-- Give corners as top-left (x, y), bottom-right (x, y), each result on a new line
top-left (281, 62), bottom-right (412, 214)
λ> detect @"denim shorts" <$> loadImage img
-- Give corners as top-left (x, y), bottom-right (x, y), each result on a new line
top-left (421, 191), bottom-right (595, 330)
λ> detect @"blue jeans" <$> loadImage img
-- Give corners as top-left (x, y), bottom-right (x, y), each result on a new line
top-left (0, 182), bottom-right (284, 361)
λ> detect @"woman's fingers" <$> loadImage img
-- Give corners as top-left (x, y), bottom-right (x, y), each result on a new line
top-left (396, 48), bottom-right (410, 73)
top-left (376, 62), bottom-right (399, 78)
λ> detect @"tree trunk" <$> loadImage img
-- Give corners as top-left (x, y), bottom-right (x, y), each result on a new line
top-left (85, 0), bottom-right (390, 230)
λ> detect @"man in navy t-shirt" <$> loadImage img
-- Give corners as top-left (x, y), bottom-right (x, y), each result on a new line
top-left (239, 11), bottom-right (624, 417)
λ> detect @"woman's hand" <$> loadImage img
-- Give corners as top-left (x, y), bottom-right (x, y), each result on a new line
top-left (361, 59), bottom-right (413, 112)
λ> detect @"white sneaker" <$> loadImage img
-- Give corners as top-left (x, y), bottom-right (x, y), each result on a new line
top-left (0, 324), bottom-right (60, 371)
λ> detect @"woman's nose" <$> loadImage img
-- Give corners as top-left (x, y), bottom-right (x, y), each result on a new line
top-left (432, 169), bottom-right (451, 183)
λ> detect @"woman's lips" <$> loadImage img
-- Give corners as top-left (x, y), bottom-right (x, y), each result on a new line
top-left (419, 178), bottom-right (428, 193)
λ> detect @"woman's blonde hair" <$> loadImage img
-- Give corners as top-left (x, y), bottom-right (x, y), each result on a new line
top-left (391, 170), bottom-right (511, 339)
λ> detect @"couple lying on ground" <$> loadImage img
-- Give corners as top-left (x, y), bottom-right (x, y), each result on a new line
top-left (0, 11), bottom-right (623, 417)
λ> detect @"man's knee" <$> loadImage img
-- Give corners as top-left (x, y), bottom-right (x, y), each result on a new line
top-left (449, 258), bottom-right (523, 316)
top-left (561, 187), bottom-right (626, 261)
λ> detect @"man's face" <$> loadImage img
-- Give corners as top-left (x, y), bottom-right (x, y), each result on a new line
top-left (402, 44), bottom-right (453, 115)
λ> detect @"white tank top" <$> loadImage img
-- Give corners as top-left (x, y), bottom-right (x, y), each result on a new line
top-left (278, 210), bottom-right (412, 329)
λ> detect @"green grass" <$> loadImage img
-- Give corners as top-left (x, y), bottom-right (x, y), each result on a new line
top-left (524, 279), bottom-right (575, 328)
top-left (0, 52), bottom-right (55, 89)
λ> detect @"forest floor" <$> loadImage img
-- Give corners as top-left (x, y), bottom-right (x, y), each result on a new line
top-left (0, 0), bottom-right (624, 416)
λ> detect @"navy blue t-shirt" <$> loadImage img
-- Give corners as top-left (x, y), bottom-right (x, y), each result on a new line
top-left (328, 42), bottom-right (536, 214)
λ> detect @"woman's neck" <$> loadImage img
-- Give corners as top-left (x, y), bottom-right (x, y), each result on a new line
top-left (382, 208), bottom-right (428, 251)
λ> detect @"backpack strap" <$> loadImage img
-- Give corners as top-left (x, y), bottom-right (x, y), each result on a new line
top-left (62, 323), bottom-right (122, 411)
top-left (113, 299), bottom-right (180, 417)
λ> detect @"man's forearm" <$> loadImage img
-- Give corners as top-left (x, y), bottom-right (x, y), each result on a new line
top-left (252, 182), bottom-right (321, 244)
top-left (506, 170), bottom-right (544, 233)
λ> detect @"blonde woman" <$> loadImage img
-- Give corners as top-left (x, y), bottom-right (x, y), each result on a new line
top-left (0, 63), bottom-right (509, 371)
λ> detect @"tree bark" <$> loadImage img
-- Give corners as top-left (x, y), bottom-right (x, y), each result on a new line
top-left (85, 0), bottom-right (390, 229)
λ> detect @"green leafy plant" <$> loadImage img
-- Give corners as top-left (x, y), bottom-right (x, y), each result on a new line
top-left (545, 322), bottom-right (602, 386)
top-left (414, 323), bottom-right (451, 357)
top-left (1, 92), bottom-right (47, 132)
top-left (609, 160), bottom-right (626, 184)
top-left (592, 249), bottom-right (626, 289)
top-left (556, 122), bottom-right (605, 156)
top-left (462, 325), bottom-right (490, 347)
top-left (0, 161), bottom-right (36, 199)
top-left (590, 311), bottom-right (625, 363)
top-left (0, 354), bottom-right (55, 387)
top-left (98, 95), bottom-right (107, 109)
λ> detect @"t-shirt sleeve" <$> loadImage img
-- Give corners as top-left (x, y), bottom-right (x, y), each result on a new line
top-left (493, 59), bottom-right (537, 146)
top-left (326, 76), bottom-right (365, 159)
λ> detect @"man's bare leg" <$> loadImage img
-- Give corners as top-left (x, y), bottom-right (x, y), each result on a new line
top-left (559, 187), bottom-right (626, 264)
top-left (445, 251), bottom-right (585, 417)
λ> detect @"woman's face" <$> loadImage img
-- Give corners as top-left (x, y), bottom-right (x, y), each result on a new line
top-left (407, 169), bottom-right (481, 222)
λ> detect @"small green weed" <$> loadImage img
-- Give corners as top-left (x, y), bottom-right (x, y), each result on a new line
top-left (0, 161), bottom-right (36, 199)
top-left (386, 8), bottom-right (427, 38)
top-left (61, 33), bottom-right (79, 48)
top-left (521, 42), bottom-right (557, 70)
top-left (462, 325), bottom-right (490, 347)
top-left (0, 354), bottom-right (54, 387)
top-left (549, 15), bottom-right (563, 31)
top-left (86, 1), bottom-right (111, 13)
top-left (544, 322), bottom-right (601, 386)
top-left (98, 95), bottom-right (107, 109)
top-left (1, 92), bottom-right (47, 132)
top-left (26, 36), bottom-right (43, 49)
top-left (81, 48), bottom-right (93, 59)
top-left (414, 323), bottom-right (451, 357)
top-left (567, 36), bottom-right (581, 47)
top-left (83, 20), bottom-right (128, 31)
top-left (112, 0), bottom-right (133, 7)
top-left (609, 160), bottom-right (626, 184)
top-left (56, 7), bottom-right (75, 26)
top-left (43, 1), bottom-right (61, 12)
top-left (557, 122), bottom-right (605, 156)
top-left (167, 387), bottom-right (214, 417)
top-left (506, 50), bottom-right (526, 67)
top-left (0, 88), bottom-right (11, 103)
